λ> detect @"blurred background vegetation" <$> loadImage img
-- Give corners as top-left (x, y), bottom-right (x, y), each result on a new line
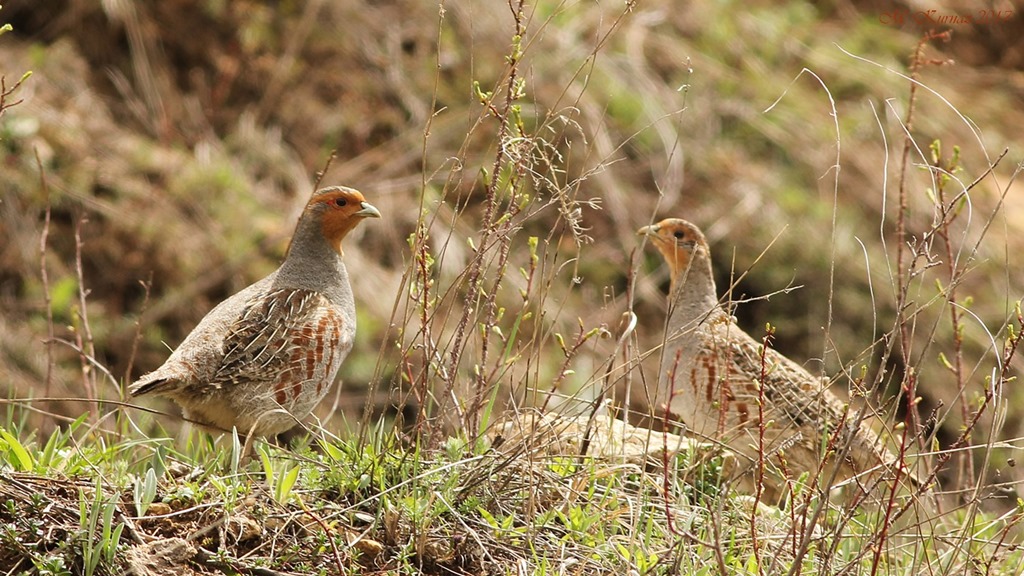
top-left (0, 0), bottom-right (1021, 494)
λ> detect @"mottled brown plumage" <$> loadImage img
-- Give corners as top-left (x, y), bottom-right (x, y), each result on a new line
top-left (639, 218), bottom-right (917, 490)
top-left (130, 186), bottom-right (380, 436)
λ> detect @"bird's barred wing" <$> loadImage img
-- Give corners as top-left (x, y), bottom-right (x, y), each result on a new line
top-left (212, 289), bottom-right (342, 392)
top-left (724, 329), bottom-right (899, 474)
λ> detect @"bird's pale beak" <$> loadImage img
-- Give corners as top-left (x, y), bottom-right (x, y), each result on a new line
top-left (637, 224), bottom-right (658, 236)
top-left (356, 202), bottom-right (381, 218)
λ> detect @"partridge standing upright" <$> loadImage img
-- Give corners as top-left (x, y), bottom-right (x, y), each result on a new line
top-left (130, 186), bottom-right (380, 437)
top-left (639, 218), bottom-right (916, 489)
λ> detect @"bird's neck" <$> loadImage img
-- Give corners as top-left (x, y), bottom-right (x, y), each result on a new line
top-left (658, 252), bottom-right (722, 398)
top-left (668, 253), bottom-right (721, 326)
top-left (275, 216), bottom-right (351, 302)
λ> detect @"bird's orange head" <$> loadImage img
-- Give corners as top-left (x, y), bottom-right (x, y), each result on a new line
top-left (302, 186), bottom-right (381, 255)
top-left (637, 218), bottom-right (710, 282)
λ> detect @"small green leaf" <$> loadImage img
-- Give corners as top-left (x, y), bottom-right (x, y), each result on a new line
top-left (134, 468), bottom-right (158, 516)
top-left (478, 507), bottom-right (499, 529)
top-left (276, 465), bottom-right (300, 504)
top-left (0, 429), bottom-right (34, 472)
top-left (472, 80), bottom-right (493, 103)
top-left (929, 139), bottom-right (941, 165)
top-left (259, 445), bottom-right (275, 488)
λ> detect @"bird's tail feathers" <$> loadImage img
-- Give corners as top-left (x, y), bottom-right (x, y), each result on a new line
top-left (129, 371), bottom-right (183, 397)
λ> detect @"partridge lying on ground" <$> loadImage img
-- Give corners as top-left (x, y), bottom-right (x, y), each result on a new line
top-left (639, 218), bottom-right (916, 490)
top-left (130, 186), bottom-right (380, 437)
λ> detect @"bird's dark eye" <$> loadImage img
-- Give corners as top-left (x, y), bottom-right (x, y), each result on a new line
top-left (673, 230), bottom-right (685, 239)
top-left (334, 198), bottom-right (347, 207)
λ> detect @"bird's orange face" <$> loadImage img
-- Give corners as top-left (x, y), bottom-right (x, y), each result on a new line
top-left (637, 218), bottom-right (707, 279)
top-left (309, 187), bottom-right (381, 254)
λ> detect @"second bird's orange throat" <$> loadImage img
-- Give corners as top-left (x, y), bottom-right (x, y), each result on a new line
top-left (653, 239), bottom-right (693, 290)
top-left (638, 218), bottom-right (708, 290)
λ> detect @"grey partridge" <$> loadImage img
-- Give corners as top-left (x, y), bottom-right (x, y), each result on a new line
top-left (130, 186), bottom-right (380, 437)
top-left (639, 218), bottom-right (917, 490)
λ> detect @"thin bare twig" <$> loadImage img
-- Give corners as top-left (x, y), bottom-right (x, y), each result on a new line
top-left (73, 214), bottom-right (100, 421)
top-left (35, 149), bottom-right (55, 399)
top-left (123, 273), bottom-right (154, 394)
